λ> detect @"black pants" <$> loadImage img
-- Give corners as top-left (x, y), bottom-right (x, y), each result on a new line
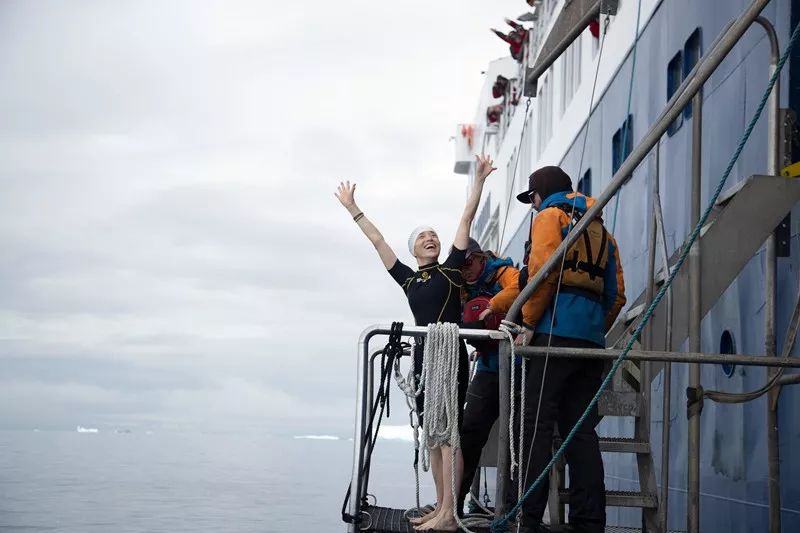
top-left (413, 341), bottom-right (469, 428)
top-left (458, 368), bottom-right (524, 513)
top-left (520, 334), bottom-right (606, 533)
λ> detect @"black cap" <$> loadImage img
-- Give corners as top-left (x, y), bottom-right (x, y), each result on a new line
top-left (516, 166), bottom-right (573, 204)
top-left (465, 237), bottom-right (483, 258)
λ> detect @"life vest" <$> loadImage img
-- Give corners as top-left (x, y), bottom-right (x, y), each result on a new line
top-left (463, 295), bottom-right (504, 330)
top-left (518, 206), bottom-right (609, 299)
top-left (555, 204), bottom-right (608, 300)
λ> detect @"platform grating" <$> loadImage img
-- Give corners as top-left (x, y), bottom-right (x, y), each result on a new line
top-left (355, 506), bottom-right (683, 533)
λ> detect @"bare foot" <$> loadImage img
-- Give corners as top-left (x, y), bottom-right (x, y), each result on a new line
top-left (415, 509), bottom-right (458, 532)
top-left (409, 506), bottom-right (438, 525)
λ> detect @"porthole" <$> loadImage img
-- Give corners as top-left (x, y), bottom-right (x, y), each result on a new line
top-left (720, 330), bottom-right (736, 377)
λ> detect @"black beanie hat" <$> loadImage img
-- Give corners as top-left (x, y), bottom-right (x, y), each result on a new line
top-left (516, 166), bottom-right (573, 204)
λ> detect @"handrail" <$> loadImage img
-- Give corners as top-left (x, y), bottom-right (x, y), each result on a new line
top-left (514, 345), bottom-right (800, 367)
top-left (505, 0), bottom-right (770, 326)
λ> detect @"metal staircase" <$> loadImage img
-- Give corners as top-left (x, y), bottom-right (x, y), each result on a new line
top-left (542, 173), bottom-right (800, 532)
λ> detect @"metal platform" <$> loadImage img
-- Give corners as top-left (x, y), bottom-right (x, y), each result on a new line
top-left (357, 506), bottom-right (682, 533)
top-left (358, 506), bottom-right (491, 533)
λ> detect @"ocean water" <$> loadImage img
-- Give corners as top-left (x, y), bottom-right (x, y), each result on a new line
top-left (0, 428), bottom-right (437, 532)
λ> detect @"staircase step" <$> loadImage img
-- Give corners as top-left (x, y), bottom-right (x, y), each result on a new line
top-left (559, 489), bottom-right (658, 508)
top-left (607, 174), bottom-right (800, 362)
top-left (604, 526), bottom-right (684, 533)
top-left (598, 391), bottom-right (643, 417)
top-left (553, 436), bottom-right (651, 454)
top-left (599, 437), bottom-right (651, 454)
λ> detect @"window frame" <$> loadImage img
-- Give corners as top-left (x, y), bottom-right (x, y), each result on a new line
top-left (683, 28), bottom-right (702, 120)
top-left (666, 50), bottom-right (684, 136)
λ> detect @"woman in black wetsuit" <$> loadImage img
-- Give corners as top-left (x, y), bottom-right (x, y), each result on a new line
top-left (335, 155), bottom-right (495, 532)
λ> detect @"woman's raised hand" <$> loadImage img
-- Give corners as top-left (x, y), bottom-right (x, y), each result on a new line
top-left (475, 154), bottom-right (497, 182)
top-left (335, 181), bottom-right (357, 209)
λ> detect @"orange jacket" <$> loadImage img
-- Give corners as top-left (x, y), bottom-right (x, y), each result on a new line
top-left (487, 264), bottom-right (521, 314)
top-left (521, 192), bottom-right (626, 344)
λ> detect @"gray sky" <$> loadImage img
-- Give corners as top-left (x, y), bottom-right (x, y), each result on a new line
top-left (0, 0), bottom-right (524, 433)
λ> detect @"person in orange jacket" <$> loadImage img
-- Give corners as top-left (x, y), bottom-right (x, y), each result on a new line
top-left (513, 166), bottom-right (626, 533)
top-left (455, 238), bottom-right (522, 514)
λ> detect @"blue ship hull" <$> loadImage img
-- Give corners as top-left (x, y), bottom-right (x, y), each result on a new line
top-left (499, 1), bottom-right (800, 530)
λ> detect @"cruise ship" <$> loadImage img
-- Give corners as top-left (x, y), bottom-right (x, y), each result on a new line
top-left (344, 0), bottom-right (800, 531)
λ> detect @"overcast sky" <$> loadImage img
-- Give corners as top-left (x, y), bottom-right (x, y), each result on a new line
top-left (0, 0), bottom-right (525, 433)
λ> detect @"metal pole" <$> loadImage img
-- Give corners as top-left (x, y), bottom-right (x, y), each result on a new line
top-left (754, 16), bottom-right (781, 533)
top-left (639, 146), bottom-right (658, 533)
top-left (506, 0), bottom-right (770, 326)
top-left (496, 340), bottom-right (513, 519)
top-left (361, 349), bottom-right (384, 503)
top-left (654, 142), bottom-right (675, 533)
top-left (687, 89), bottom-right (703, 533)
top-left (348, 328), bottom-right (377, 532)
top-left (514, 345), bottom-right (800, 368)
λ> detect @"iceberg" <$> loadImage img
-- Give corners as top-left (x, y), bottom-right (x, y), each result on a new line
top-left (377, 425), bottom-right (414, 442)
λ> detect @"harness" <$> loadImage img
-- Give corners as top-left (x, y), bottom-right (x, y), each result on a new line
top-left (554, 203), bottom-right (609, 299)
top-left (519, 203), bottom-right (610, 301)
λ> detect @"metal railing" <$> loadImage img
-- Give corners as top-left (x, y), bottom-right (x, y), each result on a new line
top-left (345, 322), bottom-right (800, 532)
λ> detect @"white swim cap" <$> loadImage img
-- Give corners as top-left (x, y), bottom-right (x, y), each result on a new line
top-left (408, 226), bottom-right (436, 256)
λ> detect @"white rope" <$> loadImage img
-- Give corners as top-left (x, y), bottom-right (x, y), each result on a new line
top-left (518, 357), bottom-right (527, 505)
top-left (498, 323), bottom-right (525, 525)
top-left (421, 323), bottom-right (461, 450)
top-left (509, 341), bottom-right (518, 477)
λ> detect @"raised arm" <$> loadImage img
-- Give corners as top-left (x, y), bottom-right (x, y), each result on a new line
top-left (453, 154), bottom-right (496, 250)
top-left (335, 181), bottom-right (398, 269)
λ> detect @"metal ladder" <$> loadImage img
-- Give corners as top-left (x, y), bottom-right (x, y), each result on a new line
top-left (545, 170), bottom-right (800, 532)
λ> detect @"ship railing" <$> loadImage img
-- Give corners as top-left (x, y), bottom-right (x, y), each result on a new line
top-left (345, 319), bottom-right (800, 533)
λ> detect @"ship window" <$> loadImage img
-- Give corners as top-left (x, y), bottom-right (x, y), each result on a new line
top-left (577, 169), bottom-right (592, 196)
top-left (612, 115), bottom-right (633, 176)
top-left (683, 28), bottom-right (702, 119)
top-left (667, 51), bottom-right (683, 136)
top-left (720, 330), bottom-right (736, 377)
top-left (536, 70), bottom-right (553, 157)
top-left (560, 36), bottom-right (583, 115)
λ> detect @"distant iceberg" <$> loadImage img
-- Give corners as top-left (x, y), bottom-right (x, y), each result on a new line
top-left (76, 426), bottom-right (99, 433)
top-left (293, 434), bottom-right (339, 440)
top-left (378, 425), bottom-right (414, 442)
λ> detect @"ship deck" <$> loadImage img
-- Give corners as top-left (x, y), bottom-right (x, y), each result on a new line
top-left (358, 506), bottom-right (682, 533)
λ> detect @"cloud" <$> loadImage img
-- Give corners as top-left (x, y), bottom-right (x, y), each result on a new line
top-left (0, 0), bottom-right (523, 430)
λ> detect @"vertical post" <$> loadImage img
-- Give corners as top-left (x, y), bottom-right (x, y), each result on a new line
top-left (496, 340), bottom-right (513, 519)
top-left (687, 91), bottom-right (703, 533)
top-left (638, 145), bottom-right (660, 533)
top-left (361, 351), bottom-right (379, 502)
top-left (655, 142), bottom-right (675, 533)
top-left (754, 16), bottom-right (781, 533)
top-left (348, 331), bottom-right (374, 533)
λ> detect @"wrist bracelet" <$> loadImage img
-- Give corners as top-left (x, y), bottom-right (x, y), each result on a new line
top-left (353, 212), bottom-right (365, 222)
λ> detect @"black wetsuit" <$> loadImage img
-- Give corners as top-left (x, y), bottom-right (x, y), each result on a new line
top-left (388, 248), bottom-right (470, 426)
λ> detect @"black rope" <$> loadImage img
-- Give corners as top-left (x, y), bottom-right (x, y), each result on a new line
top-left (341, 322), bottom-right (408, 524)
top-left (686, 385), bottom-right (704, 419)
